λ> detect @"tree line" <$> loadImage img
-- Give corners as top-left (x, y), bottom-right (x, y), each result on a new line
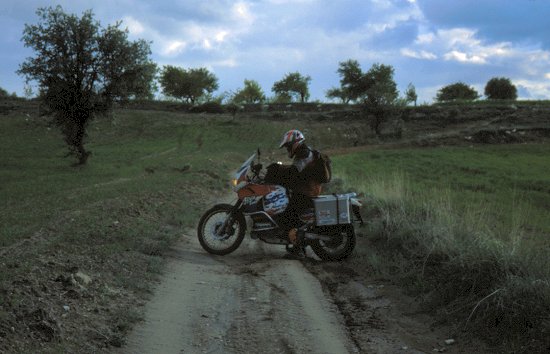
top-left (10, 6), bottom-right (521, 165)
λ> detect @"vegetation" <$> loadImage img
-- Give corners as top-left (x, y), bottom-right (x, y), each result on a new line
top-left (436, 82), bottom-right (479, 102)
top-left (17, 6), bottom-right (157, 165)
top-left (335, 145), bottom-right (550, 352)
top-left (405, 83), bottom-right (418, 106)
top-left (485, 77), bottom-right (518, 100)
top-left (326, 59), bottom-right (365, 103)
top-left (272, 72), bottom-right (311, 103)
top-left (159, 65), bottom-right (219, 104)
top-left (324, 59), bottom-right (399, 135)
top-left (231, 79), bottom-right (266, 104)
top-left (1, 100), bottom-right (549, 351)
top-left (0, 108), bottom-right (291, 352)
top-left (4, 5), bottom-right (550, 351)
top-left (362, 63), bottom-right (399, 136)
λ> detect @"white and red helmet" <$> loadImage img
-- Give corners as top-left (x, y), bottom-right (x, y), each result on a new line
top-left (279, 129), bottom-right (305, 158)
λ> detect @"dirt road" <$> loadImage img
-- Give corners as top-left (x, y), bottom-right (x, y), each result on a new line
top-left (120, 236), bottom-right (355, 354)
top-left (119, 234), bottom-right (484, 354)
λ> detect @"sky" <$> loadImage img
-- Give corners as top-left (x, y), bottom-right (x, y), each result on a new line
top-left (1, 0), bottom-right (550, 103)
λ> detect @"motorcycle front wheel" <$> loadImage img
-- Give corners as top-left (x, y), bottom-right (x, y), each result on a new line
top-left (310, 224), bottom-right (356, 261)
top-left (197, 204), bottom-right (246, 255)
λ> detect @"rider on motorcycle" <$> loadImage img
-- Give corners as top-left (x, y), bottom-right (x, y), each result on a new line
top-left (267, 129), bottom-right (330, 256)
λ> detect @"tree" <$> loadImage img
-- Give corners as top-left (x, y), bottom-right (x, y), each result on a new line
top-left (364, 63), bottom-right (399, 106)
top-left (362, 63), bottom-right (399, 136)
top-left (337, 59), bottom-right (369, 103)
top-left (24, 84), bottom-right (34, 99)
top-left (325, 87), bottom-right (347, 103)
top-left (231, 79), bottom-right (265, 104)
top-left (18, 6), bottom-right (156, 165)
top-left (0, 87), bottom-right (9, 97)
top-left (159, 66), bottom-right (218, 104)
top-left (326, 59), bottom-right (368, 103)
top-left (272, 72), bottom-right (311, 103)
top-left (484, 77), bottom-right (517, 100)
top-left (405, 83), bottom-right (418, 106)
top-left (436, 82), bottom-right (479, 102)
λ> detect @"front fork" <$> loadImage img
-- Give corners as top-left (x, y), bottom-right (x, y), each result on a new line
top-left (222, 199), bottom-right (244, 234)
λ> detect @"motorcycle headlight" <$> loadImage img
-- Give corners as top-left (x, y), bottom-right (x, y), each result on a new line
top-left (231, 179), bottom-right (238, 187)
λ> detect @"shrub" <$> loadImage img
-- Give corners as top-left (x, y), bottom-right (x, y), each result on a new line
top-left (484, 77), bottom-right (518, 100)
top-left (0, 87), bottom-right (9, 97)
top-left (188, 101), bottom-right (224, 114)
top-left (436, 82), bottom-right (479, 102)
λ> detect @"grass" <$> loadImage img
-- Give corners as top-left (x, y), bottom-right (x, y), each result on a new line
top-left (333, 145), bottom-right (550, 352)
top-left (336, 144), bottom-right (550, 236)
top-left (0, 109), bottom-right (294, 352)
top-left (1, 104), bottom-right (548, 352)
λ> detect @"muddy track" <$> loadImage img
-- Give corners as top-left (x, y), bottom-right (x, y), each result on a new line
top-left (118, 233), bottom-right (489, 354)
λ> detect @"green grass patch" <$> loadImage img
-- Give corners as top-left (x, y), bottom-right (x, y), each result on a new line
top-left (0, 109), bottom-right (295, 352)
top-left (336, 144), bottom-right (550, 236)
top-left (2, 105), bottom-right (549, 352)
top-left (333, 144), bottom-right (550, 352)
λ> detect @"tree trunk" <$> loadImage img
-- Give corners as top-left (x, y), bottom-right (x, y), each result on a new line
top-left (76, 143), bottom-right (90, 165)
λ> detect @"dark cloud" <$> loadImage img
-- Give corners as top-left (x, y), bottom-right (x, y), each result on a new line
top-left (417, 0), bottom-right (550, 48)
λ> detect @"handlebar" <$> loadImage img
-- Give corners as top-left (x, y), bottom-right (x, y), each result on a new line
top-left (251, 163), bottom-right (263, 175)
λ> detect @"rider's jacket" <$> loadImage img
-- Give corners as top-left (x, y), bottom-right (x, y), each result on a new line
top-left (265, 143), bottom-right (326, 197)
top-left (289, 144), bottom-right (322, 197)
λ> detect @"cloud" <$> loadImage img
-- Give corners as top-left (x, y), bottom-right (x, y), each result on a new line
top-left (3, 0), bottom-right (550, 104)
top-left (403, 27), bottom-right (513, 65)
top-left (401, 48), bottom-right (437, 60)
top-left (515, 79), bottom-right (550, 100)
top-left (417, 0), bottom-right (550, 49)
top-left (123, 16), bottom-right (145, 35)
top-left (443, 50), bottom-right (486, 64)
top-left (162, 41), bottom-right (187, 56)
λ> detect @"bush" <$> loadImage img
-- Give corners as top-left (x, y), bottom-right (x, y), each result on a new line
top-left (436, 82), bottom-right (479, 102)
top-left (188, 101), bottom-right (224, 114)
top-left (484, 77), bottom-right (518, 100)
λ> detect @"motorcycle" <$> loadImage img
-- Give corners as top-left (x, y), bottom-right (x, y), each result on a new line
top-left (197, 150), bottom-right (363, 261)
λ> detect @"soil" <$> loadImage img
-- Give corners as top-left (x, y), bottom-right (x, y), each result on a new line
top-left (117, 232), bottom-right (491, 354)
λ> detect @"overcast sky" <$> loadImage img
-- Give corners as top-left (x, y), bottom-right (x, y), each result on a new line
top-left (2, 0), bottom-right (550, 103)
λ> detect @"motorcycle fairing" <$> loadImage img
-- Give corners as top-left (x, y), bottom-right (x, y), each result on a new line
top-left (237, 183), bottom-right (277, 199)
top-left (240, 184), bottom-right (289, 217)
top-left (263, 185), bottom-right (289, 215)
top-left (235, 153), bottom-right (256, 181)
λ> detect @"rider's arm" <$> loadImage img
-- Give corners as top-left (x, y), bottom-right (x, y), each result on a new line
top-left (265, 163), bottom-right (299, 188)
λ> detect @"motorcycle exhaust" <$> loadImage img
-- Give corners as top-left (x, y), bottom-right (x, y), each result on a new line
top-left (303, 232), bottom-right (332, 242)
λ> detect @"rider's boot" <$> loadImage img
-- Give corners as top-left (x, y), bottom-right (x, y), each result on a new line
top-left (285, 228), bottom-right (306, 258)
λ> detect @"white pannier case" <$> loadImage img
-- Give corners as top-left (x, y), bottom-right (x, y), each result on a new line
top-left (313, 194), bottom-right (354, 226)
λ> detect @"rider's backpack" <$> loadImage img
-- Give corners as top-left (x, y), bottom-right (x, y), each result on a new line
top-left (312, 150), bottom-right (332, 183)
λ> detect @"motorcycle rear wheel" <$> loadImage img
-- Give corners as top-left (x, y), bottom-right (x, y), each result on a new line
top-left (310, 224), bottom-right (356, 261)
top-left (197, 204), bottom-right (246, 255)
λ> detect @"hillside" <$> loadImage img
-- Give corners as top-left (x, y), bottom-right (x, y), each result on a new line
top-left (0, 99), bottom-right (549, 353)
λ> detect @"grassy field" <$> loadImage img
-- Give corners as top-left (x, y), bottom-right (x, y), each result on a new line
top-left (0, 110), bottom-right (292, 352)
top-left (333, 145), bottom-right (550, 352)
top-left (336, 144), bottom-right (550, 236)
top-left (1, 106), bottom-right (549, 352)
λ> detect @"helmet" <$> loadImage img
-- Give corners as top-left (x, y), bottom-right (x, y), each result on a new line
top-left (279, 129), bottom-right (305, 158)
